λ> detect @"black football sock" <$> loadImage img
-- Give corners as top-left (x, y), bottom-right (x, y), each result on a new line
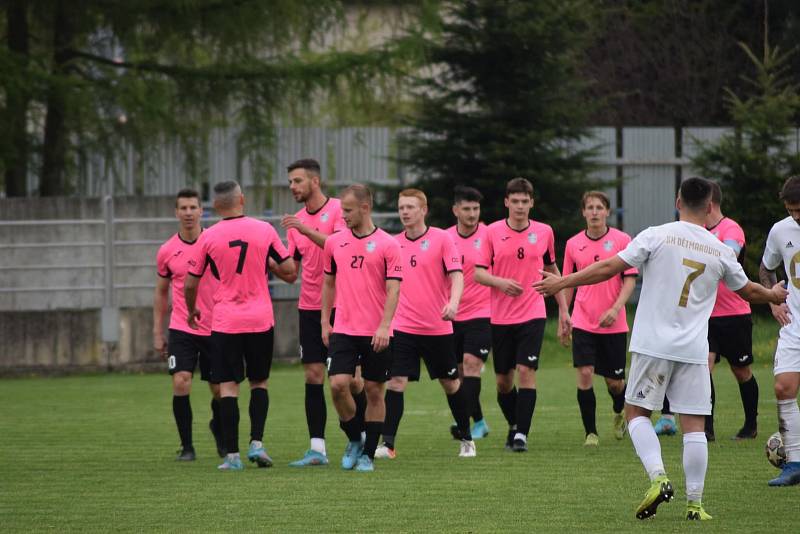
top-left (705, 375), bottom-right (715, 434)
top-left (462, 376), bottom-right (484, 423)
top-left (339, 415), bottom-right (362, 443)
top-left (249, 387), bottom-right (268, 442)
top-left (609, 383), bottom-right (626, 414)
top-left (577, 387), bottom-right (597, 435)
top-left (382, 390), bottom-right (404, 449)
top-left (220, 396), bottom-right (239, 454)
top-left (497, 387), bottom-right (518, 426)
top-left (662, 396), bottom-right (672, 416)
top-left (364, 421), bottom-right (383, 459)
top-left (210, 397), bottom-right (221, 426)
top-left (173, 395), bottom-right (193, 449)
top-left (305, 383), bottom-right (327, 439)
top-left (515, 388), bottom-right (538, 436)
top-left (447, 385), bottom-right (472, 440)
top-left (739, 375), bottom-right (759, 429)
top-left (353, 388), bottom-right (367, 432)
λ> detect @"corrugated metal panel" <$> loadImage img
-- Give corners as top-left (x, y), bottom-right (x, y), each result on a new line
top-left (622, 127), bottom-right (676, 236)
top-left (682, 127), bottom-right (730, 179)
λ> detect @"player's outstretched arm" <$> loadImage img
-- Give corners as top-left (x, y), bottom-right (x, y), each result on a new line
top-left (153, 276), bottom-right (170, 358)
top-left (269, 257), bottom-right (298, 284)
top-left (735, 279), bottom-right (788, 306)
top-left (184, 273), bottom-right (201, 329)
top-left (373, 279), bottom-right (400, 353)
top-left (282, 215), bottom-right (328, 248)
top-left (320, 273), bottom-right (336, 347)
top-left (534, 256), bottom-right (630, 297)
top-left (474, 266), bottom-right (523, 296)
top-left (442, 271), bottom-right (464, 321)
top-left (760, 262), bottom-right (792, 326)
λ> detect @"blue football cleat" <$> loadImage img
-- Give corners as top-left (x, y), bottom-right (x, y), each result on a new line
top-left (218, 454), bottom-right (244, 471)
top-left (768, 462), bottom-right (800, 486)
top-left (341, 441), bottom-right (363, 470)
top-left (654, 416), bottom-right (677, 436)
top-left (247, 441), bottom-right (273, 468)
top-left (471, 419), bottom-right (490, 440)
top-left (354, 454), bottom-right (374, 472)
top-left (289, 449), bottom-right (329, 467)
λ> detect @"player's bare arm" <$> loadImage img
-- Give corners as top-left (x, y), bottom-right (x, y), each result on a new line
top-left (152, 276), bottom-right (170, 358)
top-left (320, 273), bottom-right (336, 347)
top-left (760, 261), bottom-right (791, 326)
top-left (281, 215), bottom-right (328, 248)
top-left (598, 275), bottom-right (637, 328)
top-left (373, 279), bottom-right (400, 353)
top-left (474, 266), bottom-right (523, 296)
top-left (542, 262), bottom-right (572, 346)
top-left (534, 255), bottom-right (630, 297)
top-left (268, 256), bottom-right (298, 284)
top-left (184, 273), bottom-right (201, 329)
top-left (441, 270), bottom-right (464, 321)
top-left (735, 279), bottom-right (788, 306)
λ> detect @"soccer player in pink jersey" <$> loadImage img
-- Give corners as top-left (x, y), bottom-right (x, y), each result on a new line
top-left (280, 159), bottom-right (368, 467)
top-left (321, 184), bottom-right (402, 472)
top-left (562, 191), bottom-right (637, 447)
top-left (446, 186), bottom-right (492, 441)
top-left (474, 177), bottom-right (570, 452)
top-left (184, 181), bottom-right (296, 471)
top-left (374, 188), bottom-right (475, 459)
top-left (153, 188), bottom-right (222, 461)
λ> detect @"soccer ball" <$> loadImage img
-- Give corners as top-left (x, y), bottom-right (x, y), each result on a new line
top-left (765, 431), bottom-right (787, 469)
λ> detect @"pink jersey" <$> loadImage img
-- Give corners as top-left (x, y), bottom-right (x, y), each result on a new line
top-left (287, 198), bottom-right (346, 310)
top-left (157, 232), bottom-right (218, 336)
top-left (188, 216), bottom-right (290, 334)
top-left (447, 223), bottom-right (491, 321)
top-left (477, 219), bottom-right (556, 325)
top-left (708, 217), bottom-right (751, 317)
top-left (323, 227), bottom-right (403, 336)
top-left (393, 227), bottom-right (462, 335)
top-left (562, 228), bottom-right (638, 334)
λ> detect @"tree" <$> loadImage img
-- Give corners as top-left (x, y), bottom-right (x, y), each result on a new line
top-left (400, 0), bottom-right (598, 238)
top-left (0, 1), bottom-right (424, 197)
top-left (691, 40), bottom-right (800, 276)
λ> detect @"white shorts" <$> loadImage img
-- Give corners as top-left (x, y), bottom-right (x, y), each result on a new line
top-left (774, 336), bottom-right (800, 376)
top-left (625, 353), bottom-right (711, 415)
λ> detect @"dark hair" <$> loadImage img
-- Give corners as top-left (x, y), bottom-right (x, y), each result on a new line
top-left (581, 190), bottom-right (610, 210)
top-left (287, 158), bottom-right (321, 177)
top-left (679, 177), bottom-right (713, 210)
top-left (341, 183), bottom-right (373, 208)
top-left (506, 177), bottom-right (533, 198)
top-left (213, 181), bottom-right (239, 196)
top-left (780, 176), bottom-right (800, 204)
top-left (175, 188), bottom-right (200, 207)
top-left (453, 185), bottom-right (483, 204)
top-left (709, 181), bottom-right (722, 205)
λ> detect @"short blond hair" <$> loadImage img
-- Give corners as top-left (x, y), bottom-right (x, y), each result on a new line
top-left (341, 183), bottom-right (373, 208)
top-left (399, 188), bottom-right (427, 208)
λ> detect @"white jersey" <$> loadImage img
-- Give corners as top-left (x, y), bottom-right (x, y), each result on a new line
top-left (618, 221), bottom-right (748, 364)
top-left (762, 216), bottom-right (800, 347)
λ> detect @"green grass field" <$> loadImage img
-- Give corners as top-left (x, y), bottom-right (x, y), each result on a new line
top-left (1, 314), bottom-right (797, 533)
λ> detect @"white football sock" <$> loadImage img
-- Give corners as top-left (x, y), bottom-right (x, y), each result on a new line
top-left (628, 416), bottom-right (665, 481)
top-left (310, 438), bottom-right (326, 455)
top-left (683, 432), bottom-right (707, 502)
top-left (778, 399), bottom-right (800, 463)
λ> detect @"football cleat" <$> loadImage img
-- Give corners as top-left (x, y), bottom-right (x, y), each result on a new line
top-left (354, 454), bottom-right (375, 472)
top-left (635, 475), bottom-right (674, 520)
top-left (209, 419), bottom-right (225, 458)
top-left (686, 501), bottom-right (712, 520)
top-left (247, 441), bottom-right (273, 468)
top-left (175, 446), bottom-right (196, 461)
top-left (511, 438), bottom-right (528, 453)
top-left (653, 416), bottom-right (677, 436)
top-left (583, 433), bottom-right (599, 447)
top-left (288, 449), bottom-right (329, 467)
top-left (732, 426), bottom-right (757, 440)
top-left (459, 439), bottom-right (477, 457)
top-left (504, 426), bottom-right (517, 451)
top-left (768, 461), bottom-right (800, 486)
top-left (217, 454), bottom-right (244, 471)
top-left (613, 413), bottom-right (627, 440)
top-left (374, 443), bottom-right (397, 459)
top-left (471, 419), bottom-right (490, 440)
top-left (341, 440), bottom-right (363, 470)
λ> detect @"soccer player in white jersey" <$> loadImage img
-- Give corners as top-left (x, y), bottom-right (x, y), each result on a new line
top-left (759, 175), bottom-right (800, 486)
top-left (535, 177), bottom-right (787, 520)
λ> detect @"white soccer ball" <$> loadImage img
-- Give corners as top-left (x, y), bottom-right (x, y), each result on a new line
top-left (765, 431), bottom-right (787, 469)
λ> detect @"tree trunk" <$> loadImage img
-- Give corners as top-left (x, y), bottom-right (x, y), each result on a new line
top-left (40, 0), bottom-right (73, 196)
top-left (4, 0), bottom-right (29, 197)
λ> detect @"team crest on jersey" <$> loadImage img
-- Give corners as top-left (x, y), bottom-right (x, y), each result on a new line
top-left (528, 232), bottom-right (537, 244)
top-left (473, 238), bottom-right (481, 249)
top-left (320, 212), bottom-right (329, 223)
top-left (421, 239), bottom-right (430, 251)
top-left (603, 240), bottom-right (613, 251)
top-left (366, 240), bottom-right (376, 252)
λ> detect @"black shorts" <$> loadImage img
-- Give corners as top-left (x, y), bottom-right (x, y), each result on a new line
top-left (327, 334), bottom-right (392, 383)
top-left (571, 328), bottom-right (627, 379)
top-left (390, 330), bottom-right (459, 381)
top-left (298, 308), bottom-right (335, 365)
top-left (209, 329), bottom-right (274, 384)
top-left (453, 318), bottom-right (492, 364)
top-left (491, 319), bottom-right (546, 374)
top-left (167, 329), bottom-right (212, 380)
top-left (708, 314), bottom-right (753, 367)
